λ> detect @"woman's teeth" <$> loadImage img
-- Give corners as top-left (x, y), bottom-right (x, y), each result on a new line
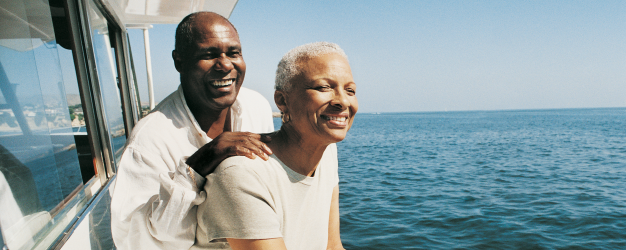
top-left (212, 79), bottom-right (233, 87)
top-left (323, 115), bottom-right (347, 122)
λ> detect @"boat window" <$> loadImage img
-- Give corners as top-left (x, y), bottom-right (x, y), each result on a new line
top-left (127, 29), bottom-right (152, 117)
top-left (0, 0), bottom-right (96, 248)
top-left (126, 35), bottom-right (144, 120)
top-left (85, 0), bottom-right (127, 166)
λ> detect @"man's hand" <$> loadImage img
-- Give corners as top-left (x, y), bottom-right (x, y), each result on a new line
top-left (187, 132), bottom-right (273, 176)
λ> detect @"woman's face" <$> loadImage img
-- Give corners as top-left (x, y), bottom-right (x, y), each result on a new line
top-left (281, 53), bottom-right (358, 145)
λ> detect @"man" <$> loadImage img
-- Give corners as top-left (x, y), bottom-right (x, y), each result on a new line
top-left (110, 12), bottom-right (274, 250)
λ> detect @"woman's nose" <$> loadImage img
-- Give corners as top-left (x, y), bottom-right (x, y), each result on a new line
top-left (331, 90), bottom-right (350, 109)
top-left (214, 55), bottom-right (234, 72)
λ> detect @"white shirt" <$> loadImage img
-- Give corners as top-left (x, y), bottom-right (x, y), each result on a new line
top-left (111, 86), bottom-right (274, 250)
top-left (194, 146), bottom-right (339, 250)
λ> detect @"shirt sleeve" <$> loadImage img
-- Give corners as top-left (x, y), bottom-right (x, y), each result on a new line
top-left (110, 146), bottom-right (207, 250)
top-left (234, 87), bottom-right (275, 133)
top-left (196, 163), bottom-right (282, 243)
top-left (260, 99), bottom-right (275, 133)
top-left (325, 143), bottom-right (340, 187)
top-left (252, 88), bottom-right (275, 133)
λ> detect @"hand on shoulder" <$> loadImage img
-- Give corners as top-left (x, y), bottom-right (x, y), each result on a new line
top-left (186, 132), bottom-right (273, 176)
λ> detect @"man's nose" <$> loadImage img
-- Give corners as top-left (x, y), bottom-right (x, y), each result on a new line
top-left (214, 55), bottom-right (234, 72)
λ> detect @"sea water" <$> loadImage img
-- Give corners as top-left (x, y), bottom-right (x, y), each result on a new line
top-left (315, 108), bottom-right (626, 250)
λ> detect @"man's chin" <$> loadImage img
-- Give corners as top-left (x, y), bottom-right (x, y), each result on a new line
top-left (200, 84), bottom-right (241, 110)
top-left (210, 94), bottom-right (238, 109)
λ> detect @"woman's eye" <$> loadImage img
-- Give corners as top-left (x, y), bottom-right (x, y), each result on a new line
top-left (315, 86), bottom-right (331, 91)
top-left (346, 88), bottom-right (356, 95)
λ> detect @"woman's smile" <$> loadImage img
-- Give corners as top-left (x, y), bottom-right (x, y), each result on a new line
top-left (321, 113), bottom-right (349, 127)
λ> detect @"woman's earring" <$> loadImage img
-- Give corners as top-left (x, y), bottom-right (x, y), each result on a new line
top-left (281, 113), bottom-right (290, 124)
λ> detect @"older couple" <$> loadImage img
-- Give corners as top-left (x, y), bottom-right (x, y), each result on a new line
top-left (112, 12), bottom-right (357, 250)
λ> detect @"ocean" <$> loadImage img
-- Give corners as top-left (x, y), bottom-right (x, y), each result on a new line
top-left (323, 108), bottom-right (626, 250)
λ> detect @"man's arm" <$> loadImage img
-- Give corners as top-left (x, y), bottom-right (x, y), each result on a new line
top-left (111, 131), bottom-right (273, 250)
top-left (327, 185), bottom-right (346, 250)
top-left (227, 238), bottom-right (288, 250)
top-left (111, 147), bottom-right (206, 250)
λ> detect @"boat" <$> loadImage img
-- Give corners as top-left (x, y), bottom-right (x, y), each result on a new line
top-left (0, 0), bottom-right (238, 249)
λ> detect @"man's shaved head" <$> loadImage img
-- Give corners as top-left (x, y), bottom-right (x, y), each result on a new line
top-left (175, 12), bottom-right (238, 59)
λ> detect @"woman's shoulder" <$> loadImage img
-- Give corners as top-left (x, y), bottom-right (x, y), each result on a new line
top-left (212, 156), bottom-right (283, 180)
top-left (205, 156), bottom-right (289, 195)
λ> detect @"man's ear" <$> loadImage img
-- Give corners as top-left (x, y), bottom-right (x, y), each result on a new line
top-left (274, 90), bottom-right (288, 114)
top-left (172, 50), bottom-right (182, 73)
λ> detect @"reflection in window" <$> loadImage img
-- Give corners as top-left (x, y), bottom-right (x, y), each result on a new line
top-left (127, 29), bottom-right (151, 117)
top-left (86, 0), bottom-right (127, 165)
top-left (0, 0), bottom-right (88, 248)
top-left (126, 35), bottom-right (145, 120)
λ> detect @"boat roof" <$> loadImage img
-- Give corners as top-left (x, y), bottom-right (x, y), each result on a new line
top-left (1, 0), bottom-right (238, 49)
top-left (102, 0), bottom-right (239, 26)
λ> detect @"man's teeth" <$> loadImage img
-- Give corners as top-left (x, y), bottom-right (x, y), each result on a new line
top-left (211, 79), bottom-right (233, 87)
top-left (324, 116), bottom-right (347, 122)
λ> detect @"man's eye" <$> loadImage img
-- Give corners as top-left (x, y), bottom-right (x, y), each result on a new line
top-left (201, 54), bottom-right (218, 59)
top-left (228, 51), bottom-right (241, 57)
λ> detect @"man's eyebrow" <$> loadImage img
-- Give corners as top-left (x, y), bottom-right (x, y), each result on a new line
top-left (196, 47), bottom-right (219, 53)
top-left (195, 46), bottom-right (241, 54)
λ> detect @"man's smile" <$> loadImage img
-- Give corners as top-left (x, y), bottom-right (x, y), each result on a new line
top-left (210, 79), bottom-right (235, 88)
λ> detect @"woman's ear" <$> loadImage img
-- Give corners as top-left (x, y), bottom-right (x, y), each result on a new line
top-left (274, 90), bottom-right (288, 114)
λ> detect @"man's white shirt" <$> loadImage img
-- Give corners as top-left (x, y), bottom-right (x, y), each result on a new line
top-left (110, 86), bottom-right (274, 250)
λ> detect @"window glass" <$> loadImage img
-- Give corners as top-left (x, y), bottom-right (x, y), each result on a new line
top-left (127, 29), bottom-right (151, 116)
top-left (0, 0), bottom-right (88, 248)
top-left (126, 35), bottom-right (144, 120)
top-left (85, 0), bottom-right (127, 165)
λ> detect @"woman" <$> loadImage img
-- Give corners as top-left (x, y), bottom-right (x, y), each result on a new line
top-left (194, 42), bottom-right (357, 250)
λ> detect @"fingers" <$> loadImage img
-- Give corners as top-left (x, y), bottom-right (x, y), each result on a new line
top-left (237, 142), bottom-right (268, 161)
top-left (259, 134), bottom-right (273, 156)
top-left (230, 132), bottom-right (273, 159)
top-left (236, 146), bottom-right (258, 160)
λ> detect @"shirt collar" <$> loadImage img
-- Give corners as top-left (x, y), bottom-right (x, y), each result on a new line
top-left (176, 85), bottom-right (243, 141)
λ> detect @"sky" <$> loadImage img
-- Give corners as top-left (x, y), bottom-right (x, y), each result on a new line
top-left (128, 0), bottom-right (626, 113)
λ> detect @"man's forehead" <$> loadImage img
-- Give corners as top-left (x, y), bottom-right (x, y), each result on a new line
top-left (193, 20), bottom-right (238, 39)
top-left (210, 24), bottom-right (235, 35)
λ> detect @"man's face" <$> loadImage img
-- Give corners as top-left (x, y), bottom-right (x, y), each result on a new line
top-left (175, 20), bottom-right (246, 112)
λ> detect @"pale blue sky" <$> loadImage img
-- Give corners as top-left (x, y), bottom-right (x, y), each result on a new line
top-left (129, 0), bottom-right (626, 113)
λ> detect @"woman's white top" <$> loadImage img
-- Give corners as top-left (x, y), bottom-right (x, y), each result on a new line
top-left (194, 144), bottom-right (339, 250)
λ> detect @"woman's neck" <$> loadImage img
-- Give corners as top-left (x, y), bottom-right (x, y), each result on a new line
top-left (268, 126), bottom-right (329, 177)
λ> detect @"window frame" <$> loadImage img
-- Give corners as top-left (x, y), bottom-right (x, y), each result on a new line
top-left (32, 0), bottom-right (139, 248)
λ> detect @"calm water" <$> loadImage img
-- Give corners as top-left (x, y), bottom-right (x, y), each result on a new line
top-left (333, 108), bottom-right (626, 250)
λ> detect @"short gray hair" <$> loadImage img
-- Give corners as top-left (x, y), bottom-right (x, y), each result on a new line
top-left (275, 42), bottom-right (348, 91)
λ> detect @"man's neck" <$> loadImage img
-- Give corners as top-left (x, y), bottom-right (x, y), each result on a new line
top-left (191, 107), bottom-right (231, 139)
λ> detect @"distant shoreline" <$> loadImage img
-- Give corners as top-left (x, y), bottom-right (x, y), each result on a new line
top-left (360, 106), bottom-right (626, 115)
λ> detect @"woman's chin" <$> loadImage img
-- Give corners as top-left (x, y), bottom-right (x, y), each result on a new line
top-left (324, 131), bottom-right (348, 143)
